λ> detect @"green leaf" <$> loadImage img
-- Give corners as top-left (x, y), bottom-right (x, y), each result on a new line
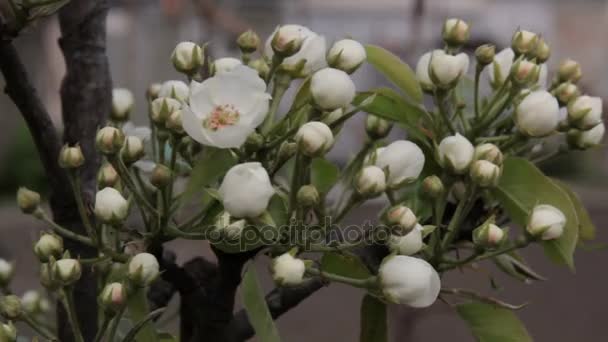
top-left (365, 45), bottom-right (423, 102)
top-left (492, 157), bottom-right (579, 269)
top-left (457, 301), bottom-right (532, 342)
top-left (181, 148), bottom-right (237, 203)
top-left (553, 179), bottom-right (596, 241)
top-left (311, 158), bottom-right (340, 194)
top-left (267, 194), bottom-right (289, 227)
top-left (321, 252), bottom-right (371, 280)
top-left (241, 265), bottom-right (281, 342)
top-left (360, 295), bottom-right (387, 342)
top-left (158, 333), bottom-right (178, 342)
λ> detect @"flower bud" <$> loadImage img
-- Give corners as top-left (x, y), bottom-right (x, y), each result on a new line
top-left (469, 160), bottom-right (501, 188)
top-left (100, 282), bottom-right (126, 313)
top-left (150, 97), bottom-right (181, 124)
top-left (171, 41), bottom-right (204, 74)
top-left (121, 136), bottom-right (145, 164)
top-left (365, 115), bottom-right (393, 140)
top-left (568, 123), bottom-right (605, 150)
top-left (515, 90), bottom-right (559, 137)
top-left (386, 205), bottom-right (417, 236)
top-left (0, 260), bottom-right (14, 287)
top-left (98, 163), bottom-right (119, 188)
top-left (150, 164), bottom-right (172, 189)
top-left (237, 30), bottom-right (260, 53)
top-left (96, 126), bottom-right (125, 155)
top-left (422, 175), bottom-right (444, 199)
top-left (474, 143), bottom-right (503, 165)
top-left (558, 58), bottom-right (582, 83)
top-left (473, 223), bottom-right (506, 248)
top-left (554, 82), bottom-right (579, 105)
top-left (373, 140), bottom-right (425, 188)
top-left (58, 144), bottom-right (85, 169)
top-left (272, 253), bottom-right (305, 286)
top-left (429, 50), bottom-right (469, 89)
top-left (218, 216), bottom-right (247, 240)
top-left (379, 255), bottom-right (440, 307)
top-left (52, 259), bottom-right (82, 286)
top-left (442, 18), bottom-right (470, 47)
top-left (248, 58), bottom-right (270, 79)
top-left (16, 187), bottom-right (41, 214)
top-left (487, 48), bottom-right (515, 88)
top-left (511, 59), bottom-right (540, 87)
top-left (213, 57), bottom-right (243, 75)
top-left (21, 290), bottom-right (50, 316)
top-left (39, 263), bottom-right (58, 290)
top-left (0, 296), bottom-right (21, 319)
top-left (295, 121), bottom-right (334, 157)
top-left (0, 321), bottom-right (17, 342)
top-left (271, 25), bottom-right (305, 57)
top-left (533, 38), bottom-right (551, 63)
top-left (388, 224), bottom-right (424, 255)
top-left (34, 233), bottom-right (63, 262)
top-left (166, 110), bottom-right (185, 135)
top-left (511, 29), bottom-right (538, 56)
top-left (438, 133), bottom-right (474, 174)
top-left (475, 44), bottom-right (496, 66)
top-left (327, 39), bottom-right (367, 74)
top-left (158, 80), bottom-right (189, 102)
top-left (128, 253), bottom-right (160, 286)
top-left (111, 88), bottom-right (134, 122)
top-left (355, 165), bottom-right (386, 197)
top-left (147, 83), bottom-right (162, 101)
top-left (219, 162), bottom-right (275, 218)
top-left (415, 51), bottom-right (434, 92)
top-left (310, 68), bottom-right (356, 110)
top-left (526, 204), bottom-right (566, 240)
top-left (567, 95), bottom-right (603, 130)
top-left (94, 187), bottom-right (129, 224)
top-left (297, 185), bottom-right (320, 207)
top-left (451, 182), bottom-right (467, 203)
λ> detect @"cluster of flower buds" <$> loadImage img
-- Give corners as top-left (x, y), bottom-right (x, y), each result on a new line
top-left (469, 143), bottom-right (503, 188)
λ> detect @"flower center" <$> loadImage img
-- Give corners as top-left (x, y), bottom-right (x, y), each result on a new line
top-left (203, 104), bottom-right (240, 131)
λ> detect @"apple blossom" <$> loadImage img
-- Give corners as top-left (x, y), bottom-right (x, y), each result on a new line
top-left (53, 259), bottom-right (82, 285)
top-left (526, 204), bottom-right (566, 240)
top-left (568, 95), bottom-right (603, 130)
top-left (96, 126), bottom-right (125, 155)
top-left (486, 48), bottom-right (514, 88)
top-left (327, 39), bottom-right (367, 73)
top-left (558, 58), bottom-right (582, 83)
top-left (171, 41), bottom-right (204, 74)
top-left (379, 255), bottom-right (440, 308)
top-left (16, 187), bottom-right (40, 214)
top-left (58, 144), bottom-right (85, 169)
top-left (0, 260), bottom-right (14, 287)
top-left (295, 121), bottom-right (334, 157)
top-left (310, 68), bottom-right (356, 110)
top-left (218, 162), bottom-right (275, 218)
top-left (365, 115), bottom-right (392, 140)
top-left (158, 80), bottom-right (189, 102)
top-left (374, 140), bottom-right (425, 188)
top-left (386, 205), bottom-right (418, 236)
top-left (469, 160), bottom-right (501, 187)
top-left (429, 50), bottom-right (469, 88)
top-left (388, 224), bottom-right (424, 256)
top-left (442, 18), bottom-right (470, 46)
top-left (415, 51), bottom-right (434, 91)
top-left (438, 133), bottom-right (475, 174)
top-left (515, 90), bottom-right (559, 137)
top-left (150, 97), bottom-right (181, 124)
top-left (111, 88), bottom-right (134, 121)
top-left (475, 44), bottom-right (495, 66)
top-left (34, 233), bottom-right (63, 262)
top-left (128, 253), bottom-right (160, 286)
top-left (213, 57), bottom-right (243, 75)
top-left (264, 24), bottom-right (327, 77)
top-left (355, 165), bottom-right (386, 197)
top-left (422, 175), bottom-right (444, 199)
top-left (570, 122), bottom-right (605, 149)
top-left (94, 187), bottom-right (129, 224)
top-left (511, 29), bottom-right (538, 56)
top-left (272, 253), bottom-right (306, 286)
top-left (474, 143), bottom-right (503, 165)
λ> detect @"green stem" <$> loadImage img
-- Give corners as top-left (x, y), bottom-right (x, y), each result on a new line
top-left (127, 286), bottom-right (158, 342)
top-left (107, 306), bottom-right (126, 342)
top-left (475, 135), bottom-right (512, 143)
top-left (434, 89), bottom-right (457, 135)
top-left (306, 267), bottom-right (377, 289)
top-left (109, 156), bottom-right (159, 216)
top-left (474, 64), bottom-right (482, 119)
top-left (21, 313), bottom-right (58, 341)
top-left (93, 314), bottom-right (112, 342)
top-left (38, 212), bottom-right (94, 246)
top-left (288, 152), bottom-right (304, 215)
top-left (440, 186), bottom-right (477, 250)
top-left (61, 287), bottom-right (85, 342)
top-left (67, 172), bottom-right (98, 245)
top-left (262, 73), bottom-right (291, 133)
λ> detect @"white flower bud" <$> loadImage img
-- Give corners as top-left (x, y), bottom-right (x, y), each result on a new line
top-left (264, 25), bottom-right (327, 77)
top-left (0, 296), bottom-right (21, 319)
top-left (526, 204), bottom-right (566, 240)
top-left (511, 29), bottom-right (538, 56)
top-left (121, 136), bottom-right (145, 164)
top-left (295, 121), bottom-right (334, 157)
top-left (355, 165), bottom-right (386, 197)
top-left (442, 18), bottom-right (470, 46)
top-left (94, 187), bottom-right (129, 224)
top-left (150, 97), bottom-right (181, 124)
top-left (237, 30), bottom-right (261, 53)
top-left (568, 95), bottom-right (603, 130)
top-left (52, 259), bottom-right (82, 285)
top-left (327, 39), bottom-right (367, 74)
top-left (429, 50), bottom-right (469, 88)
top-left (272, 253), bottom-right (306, 286)
top-left (34, 233), bottom-right (63, 262)
top-left (128, 253), bottom-right (160, 286)
top-left (158, 80), bottom-right (189, 102)
top-left (96, 126), bottom-right (126, 155)
top-left (147, 83), bottom-right (162, 100)
top-left (415, 51), bottom-right (434, 91)
top-left (569, 123), bottom-right (605, 149)
top-left (365, 115), bottom-right (392, 140)
top-left (438, 133), bottom-right (474, 174)
top-left (473, 223), bottom-right (505, 248)
top-left (558, 58), bottom-right (582, 83)
top-left (0, 260), bottom-right (14, 287)
top-left (554, 82), bottom-right (579, 105)
top-left (310, 68), bottom-right (356, 110)
top-left (388, 224), bottom-right (424, 255)
top-left (219, 162), bottom-right (275, 218)
top-left (474, 143), bottom-right (503, 165)
top-left (378, 255), bottom-right (440, 308)
top-left (17, 187), bottom-right (41, 214)
top-left (21, 290), bottom-right (49, 315)
top-left (171, 41), bottom-right (204, 74)
top-left (486, 48), bottom-right (515, 88)
top-left (374, 140), bottom-right (425, 188)
top-left (515, 90), bottom-right (559, 137)
top-left (100, 282), bottom-right (126, 312)
top-left (534, 38), bottom-right (551, 64)
top-left (511, 59), bottom-right (540, 86)
top-left (475, 44), bottom-right (496, 66)
top-left (219, 217), bottom-right (247, 240)
top-left (469, 160), bottom-right (501, 188)
top-left (58, 144), bottom-right (85, 169)
top-left (386, 205), bottom-right (418, 236)
top-left (166, 110), bottom-right (185, 135)
top-left (213, 57), bottom-right (243, 75)
top-left (98, 163), bottom-right (119, 188)
top-left (111, 88), bottom-right (134, 121)
top-left (297, 185), bottom-right (320, 207)
top-left (270, 25), bottom-right (306, 57)
top-left (0, 321), bottom-right (17, 342)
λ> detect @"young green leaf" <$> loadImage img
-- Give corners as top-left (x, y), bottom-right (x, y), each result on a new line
top-left (311, 158), bottom-right (340, 194)
top-left (360, 295), bottom-right (387, 342)
top-left (553, 179), bottom-right (596, 241)
top-left (321, 252), bottom-right (371, 280)
top-left (457, 301), bottom-right (532, 342)
top-left (365, 45), bottom-right (423, 102)
top-left (241, 264), bottom-right (281, 342)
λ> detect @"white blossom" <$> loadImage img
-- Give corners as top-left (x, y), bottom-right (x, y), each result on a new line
top-left (379, 255), bottom-right (440, 308)
top-left (438, 133), bottom-right (475, 174)
top-left (374, 140), bottom-right (425, 188)
top-left (218, 162), bottom-right (275, 218)
top-left (327, 39), bottom-right (366, 73)
top-left (264, 24), bottom-right (327, 77)
top-left (214, 57), bottom-right (243, 74)
top-left (515, 90), bottom-right (559, 137)
top-left (272, 253), bottom-right (306, 286)
top-left (568, 95), bottom-right (603, 129)
top-left (526, 204), bottom-right (566, 240)
top-left (94, 187), bottom-right (129, 223)
top-left (310, 68), bottom-right (356, 110)
top-left (159, 80), bottom-right (189, 102)
top-left (388, 224), bottom-right (424, 256)
top-left (429, 50), bottom-right (469, 87)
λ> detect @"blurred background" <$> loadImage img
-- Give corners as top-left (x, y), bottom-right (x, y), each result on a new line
top-left (1, 0), bottom-right (607, 340)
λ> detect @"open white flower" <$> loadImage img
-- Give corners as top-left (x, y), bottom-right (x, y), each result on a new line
top-left (429, 50), bottom-right (469, 88)
top-left (158, 80), bottom-right (189, 102)
top-left (568, 95), bottom-right (603, 130)
top-left (214, 57), bottom-right (243, 74)
top-left (388, 224), bottom-right (424, 256)
top-left (94, 187), bottom-right (129, 223)
top-left (379, 255), bottom-right (440, 308)
top-left (264, 24), bottom-right (327, 77)
top-left (438, 133), bottom-right (474, 174)
top-left (183, 65), bottom-right (271, 148)
top-left (486, 48), bottom-right (514, 88)
top-left (515, 90), bottom-right (559, 137)
top-left (526, 204), bottom-right (566, 240)
top-left (415, 51), bottom-right (434, 90)
top-left (219, 162), bottom-right (275, 218)
top-left (374, 140), bottom-right (425, 188)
